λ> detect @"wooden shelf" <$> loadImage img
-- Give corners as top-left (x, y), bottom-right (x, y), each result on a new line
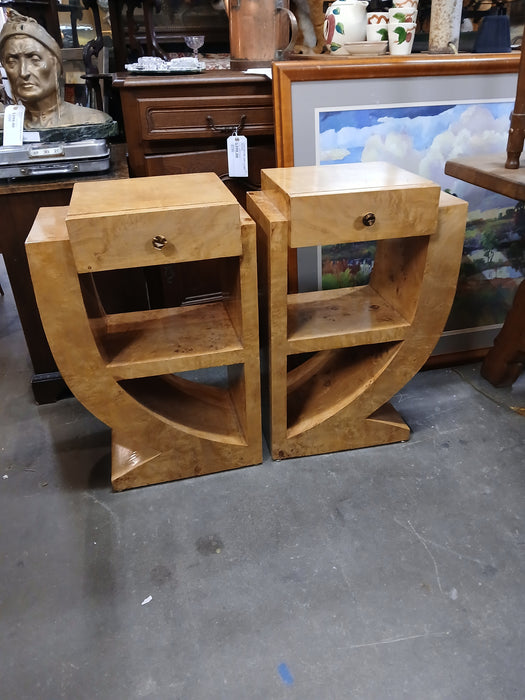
top-left (120, 374), bottom-right (247, 445)
top-left (287, 285), bottom-right (409, 354)
top-left (97, 303), bottom-right (244, 379)
top-left (286, 344), bottom-right (400, 437)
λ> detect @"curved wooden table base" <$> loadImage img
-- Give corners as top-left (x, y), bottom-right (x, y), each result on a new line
top-left (247, 164), bottom-right (468, 460)
top-left (26, 176), bottom-right (262, 491)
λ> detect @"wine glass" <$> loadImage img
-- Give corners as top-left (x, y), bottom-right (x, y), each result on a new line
top-left (184, 35), bottom-right (205, 61)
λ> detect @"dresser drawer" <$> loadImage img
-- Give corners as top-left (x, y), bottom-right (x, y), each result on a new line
top-left (144, 144), bottom-right (276, 182)
top-left (138, 95), bottom-right (274, 141)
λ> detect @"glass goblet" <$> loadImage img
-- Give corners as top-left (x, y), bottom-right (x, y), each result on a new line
top-left (184, 35), bottom-right (205, 61)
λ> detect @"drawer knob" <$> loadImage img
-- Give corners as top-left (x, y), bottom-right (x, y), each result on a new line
top-left (152, 235), bottom-right (168, 250)
top-left (362, 212), bottom-right (376, 227)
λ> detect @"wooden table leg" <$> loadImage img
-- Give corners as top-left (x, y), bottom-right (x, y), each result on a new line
top-left (506, 26), bottom-right (525, 169)
top-left (481, 279), bottom-right (525, 386)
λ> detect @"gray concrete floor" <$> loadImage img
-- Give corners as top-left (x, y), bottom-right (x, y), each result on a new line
top-left (1, 259), bottom-right (525, 700)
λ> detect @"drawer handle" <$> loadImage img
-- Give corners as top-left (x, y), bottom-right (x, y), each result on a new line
top-left (206, 114), bottom-right (246, 134)
top-left (362, 212), bottom-right (376, 227)
top-left (152, 235), bottom-right (168, 250)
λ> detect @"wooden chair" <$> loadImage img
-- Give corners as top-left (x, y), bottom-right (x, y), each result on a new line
top-left (107, 0), bottom-right (167, 71)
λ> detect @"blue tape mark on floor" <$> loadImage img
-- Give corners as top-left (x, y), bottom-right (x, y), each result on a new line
top-left (278, 662), bottom-right (294, 685)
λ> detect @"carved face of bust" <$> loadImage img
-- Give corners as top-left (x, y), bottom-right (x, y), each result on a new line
top-left (1, 36), bottom-right (59, 109)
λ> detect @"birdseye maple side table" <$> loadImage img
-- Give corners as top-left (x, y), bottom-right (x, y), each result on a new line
top-left (26, 172), bottom-right (262, 490)
top-left (247, 162), bottom-right (468, 460)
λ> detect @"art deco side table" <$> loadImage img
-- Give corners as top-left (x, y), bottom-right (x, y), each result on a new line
top-left (26, 173), bottom-right (262, 490)
top-left (247, 162), bottom-right (468, 460)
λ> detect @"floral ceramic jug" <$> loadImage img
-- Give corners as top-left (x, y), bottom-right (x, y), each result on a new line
top-left (324, 0), bottom-right (369, 50)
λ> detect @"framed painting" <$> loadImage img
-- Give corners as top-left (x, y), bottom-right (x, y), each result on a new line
top-left (272, 54), bottom-right (523, 357)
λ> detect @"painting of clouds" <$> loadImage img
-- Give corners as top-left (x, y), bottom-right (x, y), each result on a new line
top-left (316, 100), bottom-right (525, 332)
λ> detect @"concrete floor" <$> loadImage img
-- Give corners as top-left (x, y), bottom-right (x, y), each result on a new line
top-left (1, 260), bottom-right (525, 700)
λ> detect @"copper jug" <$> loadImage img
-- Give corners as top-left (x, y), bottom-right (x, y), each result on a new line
top-left (224, 0), bottom-right (298, 70)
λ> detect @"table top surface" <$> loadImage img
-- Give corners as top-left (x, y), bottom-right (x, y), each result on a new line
top-left (112, 70), bottom-right (271, 89)
top-left (445, 154), bottom-right (525, 201)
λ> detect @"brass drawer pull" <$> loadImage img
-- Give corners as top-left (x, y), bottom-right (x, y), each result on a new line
top-left (152, 235), bottom-right (168, 250)
top-left (206, 114), bottom-right (246, 134)
top-left (362, 212), bottom-right (376, 227)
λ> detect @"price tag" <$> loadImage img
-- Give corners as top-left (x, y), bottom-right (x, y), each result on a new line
top-left (227, 133), bottom-right (248, 177)
top-left (3, 104), bottom-right (25, 146)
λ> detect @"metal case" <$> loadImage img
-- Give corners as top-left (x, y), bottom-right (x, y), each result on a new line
top-left (0, 139), bottom-right (110, 179)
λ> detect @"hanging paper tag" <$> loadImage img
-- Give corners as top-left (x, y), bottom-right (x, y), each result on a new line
top-left (227, 133), bottom-right (248, 177)
top-left (3, 104), bottom-right (25, 146)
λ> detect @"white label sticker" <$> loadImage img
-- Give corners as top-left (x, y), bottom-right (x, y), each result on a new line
top-left (3, 104), bottom-right (25, 146)
top-left (227, 134), bottom-right (248, 177)
top-left (29, 144), bottom-right (65, 158)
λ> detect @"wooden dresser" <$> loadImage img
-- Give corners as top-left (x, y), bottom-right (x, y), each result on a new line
top-left (112, 70), bottom-right (276, 204)
top-left (1, 144), bottom-right (131, 404)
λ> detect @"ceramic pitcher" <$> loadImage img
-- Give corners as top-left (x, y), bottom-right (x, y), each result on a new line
top-left (324, 0), bottom-right (369, 50)
top-left (224, 0), bottom-right (298, 70)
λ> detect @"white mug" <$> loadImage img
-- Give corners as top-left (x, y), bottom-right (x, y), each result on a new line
top-left (388, 21), bottom-right (416, 54)
top-left (367, 24), bottom-right (388, 42)
top-left (393, 0), bottom-right (418, 8)
top-left (367, 11), bottom-right (389, 24)
top-left (388, 7), bottom-right (417, 24)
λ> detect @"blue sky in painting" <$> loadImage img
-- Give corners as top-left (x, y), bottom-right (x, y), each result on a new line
top-left (318, 101), bottom-right (515, 214)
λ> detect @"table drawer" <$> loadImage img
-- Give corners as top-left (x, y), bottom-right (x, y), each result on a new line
top-left (261, 163), bottom-right (441, 247)
top-left (65, 173), bottom-right (242, 273)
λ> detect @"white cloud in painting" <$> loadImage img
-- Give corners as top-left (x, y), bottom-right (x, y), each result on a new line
top-left (318, 129), bottom-right (350, 162)
top-left (320, 144), bottom-right (351, 161)
top-left (319, 104), bottom-right (516, 214)
top-left (362, 131), bottom-right (421, 175)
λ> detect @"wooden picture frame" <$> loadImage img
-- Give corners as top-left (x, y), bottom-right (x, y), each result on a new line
top-left (272, 54), bottom-right (522, 359)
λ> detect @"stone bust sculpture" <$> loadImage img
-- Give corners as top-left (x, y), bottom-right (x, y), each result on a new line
top-left (0, 9), bottom-right (112, 130)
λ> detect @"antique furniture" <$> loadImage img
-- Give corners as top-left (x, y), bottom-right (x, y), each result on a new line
top-left (108, 0), bottom-right (168, 69)
top-left (26, 172), bottom-right (262, 490)
top-left (107, 0), bottom-right (229, 71)
top-left (444, 29), bottom-right (525, 387)
top-left (0, 0), bottom-right (61, 44)
top-left (112, 71), bottom-right (275, 206)
top-left (0, 143), bottom-right (129, 404)
top-left (445, 155), bottom-right (525, 386)
top-left (247, 163), bottom-right (468, 460)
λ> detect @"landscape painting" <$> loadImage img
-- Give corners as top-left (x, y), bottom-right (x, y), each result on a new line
top-left (316, 100), bottom-right (525, 334)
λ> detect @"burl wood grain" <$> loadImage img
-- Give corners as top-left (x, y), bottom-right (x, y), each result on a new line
top-left (65, 172), bottom-right (242, 272)
top-left (26, 174), bottom-right (262, 490)
top-left (247, 163), bottom-right (467, 460)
